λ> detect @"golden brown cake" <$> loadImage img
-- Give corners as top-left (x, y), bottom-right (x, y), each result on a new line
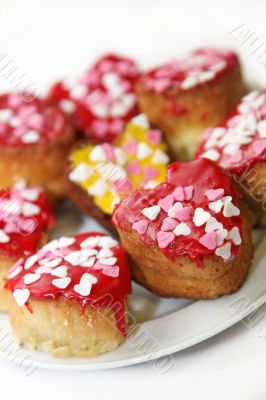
top-left (136, 48), bottom-right (246, 160)
top-left (113, 159), bottom-right (253, 299)
top-left (0, 93), bottom-right (75, 200)
top-left (196, 90), bottom-right (266, 225)
top-left (6, 233), bottom-right (131, 358)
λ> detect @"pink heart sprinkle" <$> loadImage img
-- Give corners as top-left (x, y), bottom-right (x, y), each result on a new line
top-left (199, 231), bottom-right (217, 250)
top-left (123, 139), bottom-right (137, 154)
top-left (229, 149), bottom-right (243, 164)
top-left (184, 186), bottom-right (194, 200)
top-left (112, 178), bottom-right (133, 194)
top-left (132, 219), bottom-right (149, 235)
top-left (144, 166), bottom-right (159, 181)
top-left (154, 78), bottom-right (171, 92)
top-left (110, 119), bottom-right (124, 133)
top-left (161, 217), bottom-right (178, 232)
top-left (174, 206), bottom-right (192, 221)
top-left (253, 139), bottom-right (266, 156)
top-left (102, 143), bottom-right (116, 162)
top-left (102, 266), bottom-right (119, 277)
top-left (146, 129), bottom-right (162, 145)
top-left (93, 261), bottom-right (106, 270)
top-left (173, 187), bottom-right (185, 201)
top-left (205, 188), bottom-right (225, 201)
top-left (157, 231), bottom-right (175, 248)
top-left (126, 160), bottom-right (141, 175)
top-left (158, 194), bottom-right (174, 212)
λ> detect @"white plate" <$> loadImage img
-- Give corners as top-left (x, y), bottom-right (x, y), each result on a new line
top-left (0, 202), bottom-right (266, 372)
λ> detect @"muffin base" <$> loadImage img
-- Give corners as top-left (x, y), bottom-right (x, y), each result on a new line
top-left (117, 203), bottom-right (253, 299)
top-left (8, 297), bottom-right (127, 358)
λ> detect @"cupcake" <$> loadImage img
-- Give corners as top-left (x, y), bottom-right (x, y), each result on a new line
top-left (196, 90), bottom-right (266, 225)
top-left (0, 93), bottom-right (75, 200)
top-left (113, 158), bottom-right (253, 299)
top-left (136, 48), bottom-right (246, 160)
top-left (6, 233), bottom-right (131, 358)
top-left (0, 180), bottom-right (54, 311)
top-left (67, 114), bottom-right (169, 231)
top-left (48, 54), bottom-right (139, 142)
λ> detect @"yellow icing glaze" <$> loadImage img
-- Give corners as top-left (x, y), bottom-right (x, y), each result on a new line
top-left (69, 118), bottom-right (169, 215)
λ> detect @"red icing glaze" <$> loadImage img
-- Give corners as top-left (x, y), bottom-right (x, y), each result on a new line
top-left (0, 182), bottom-right (55, 258)
top-left (196, 90), bottom-right (266, 175)
top-left (6, 233), bottom-right (132, 336)
top-left (113, 159), bottom-right (244, 266)
top-left (0, 93), bottom-right (68, 146)
top-left (47, 54), bottom-right (140, 142)
top-left (138, 48), bottom-right (237, 94)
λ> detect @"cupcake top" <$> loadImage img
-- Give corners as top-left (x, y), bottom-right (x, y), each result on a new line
top-left (138, 48), bottom-right (238, 93)
top-left (48, 54), bottom-right (139, 142)
top-left (0, 180), bottom-right (55, 257)
top-left (113, 159), bottom-right (244, 266)
top-left (6, 233), bottom-right (131, 335)
top-left (196, 90), bottom-right (266, 175)
top-left (68, 114), bottom-right (169, 214)
top-left (0, 93), bottom-right (68, 146)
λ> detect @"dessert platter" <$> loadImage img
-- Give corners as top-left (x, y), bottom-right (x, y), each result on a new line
top-left (0, 49), bottom-right (266, 371)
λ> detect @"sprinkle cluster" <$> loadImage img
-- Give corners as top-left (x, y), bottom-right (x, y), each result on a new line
top-left (7, 234), bottom-right (121, 307)
top-left (0, 93), bottom-right (67, 146)
top-left (138, 48), bottom-right (237, 93)
top-left (48, 54), bottom-right (139, 141)
top-left (69, 114), bottom-right (169, 214)
top-left (197, 90), bottom-right (266, 173)
top-left (133, 185), bottom-right (242, 262)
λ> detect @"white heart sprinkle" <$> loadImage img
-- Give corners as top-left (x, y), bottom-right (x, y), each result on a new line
top-left (131, 114), bottom-right (150, 129)
top-left (58, 237), bottom-right (76, 248)
top-left (43, 257), bottom-right (62, 268)
top-left (152, 149), bottom-right (169, 165)
top-left (98, 236), bottom-right (118, 249)
top-left (98, 257), bottom-right (117, 266)
top-left (59, 99), bottom-right (76, 114)
top-left (201, 149), bottom-right (220, 161)
top-left (228, 227), bottom-right (242, 245)
top-left (97, 248), bottom-right (113, 259)
top-left (215, 243), bottom-right (232, 260)
top-left (142, 205), bottom-right (161, 221)
top-left (216, 229), bottom-right (228, 246)
top-left (24, 273), bottom-right (41, 285)
top-left (205, 217), bottom-right (223, 233)
top-left (35, 266), bottom-right (52, 275)
top-left (89, 145), bottom-right (107, 162)
top-left (74, 273), bottom-right (97, 296)
top-left (81, 257), bottom-right (96, 267)
top-left (167, 202), bottom-right (183, 218)
top-left (52, 277), bottom-right (71, 289)
top-left (0, 229), bottom-right (10, 243)
top-left (223, 201), bottom-right (240, 217)
top-left (0, 108), bottom-right (13, 121)
top-left (20, 189), bottom-right (40, 201)
top-left (80, 236), bottom-right (100, 248)
top-left (21, 130), bottom-right (40, 144)
top-left (22, 202), bottom-right (40, 216)
top-left (51, 266), bottom-right (68, 278)
top-left (173, 222), bottom-right (191, 236)
top-left (257, 120), bottom-right (266, 138)
top-left (69, 163), bottom-right (92, 182)
top-left (13, 288), bottom-right (30, 307)
top-left (193, 208), bottom-right (211, 227)
top-left (88, 179), bottom-right (109, 196)
top-left (208, 200), bottom-right (224, 213)
top-left (137, 142), bottom-right (152, 160)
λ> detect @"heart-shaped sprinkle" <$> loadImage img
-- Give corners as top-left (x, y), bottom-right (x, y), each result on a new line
top-left (137, 142), bottom-right (152, 159)
top-left (146, 129), bottom-right (162, 144)
top-left (158, 194), bottom-right (174, 212)
top-left (173, 187), bottom-right (185, 201)
top-left (98, 257), bottom-right (117, 266)
top-left (173, 222), bottom-right (191, 236)
top-left (252, 139), bottom-right (266, 155)
top-left (168, 202), bottom-right (183, 218)
top-left (99, 236), bottom-right (118, 249)
top-left (205, 188), bottom-right (225, 201)
top-left (24, 273), bottom-right (41, 285)
top-left (184, 186), bottom-right (194, 200)
top-left (81, 257), bottom-right (96, 267)
top-left (74, 273), bottom-right (97, 296)
top-left (157, 231), bottom-right (175, 248)
top-left (223, 201), bottom-right (240, 217)
top-left (102, 266), bottom-right (119, 277)
top-left (43, 257), bottom-right (62, 269)
top-left (161, 217), bottom-right (178, 232)
top-left (215, 243), bottom-right (232, 260)
top-left (209, 200), bottom-right (224, 213)
top-left (201, 149), bottom-right (220, 161)
top-left (227, 227), bottom-right (242, 245)
top-left (89, 145), bottom-right (107, 162)
top-left (152, 149), bottom-right (169, 165)
top-left (22, 202), bottom-right (40, 216)
top-left (173, 206), bottom-right (192, 221)
top-left (123, 139), bottom-right (137, 154)
top-left (193, 208), bottom-right (211, 226)
top-left (229, 149), bottom-right (243, 164)
top-left (132, 219), bottom-right (149, 235)
top-left (8, 266), bottom-right (23, 279)
top-left (52, 277), bottom-right (71, 289)
top-left (216, 229), bottom-right (228, 246)
top-left (13, 288), bottom-right (30, 307)
top-left (144, 166), bottom-right (159, 181)
top-left (205, 217), bottom-right (223, 232)
top-left (51, 266), bottom-right (68, 278)
top-left (142, 205), bottom-right (161, 221)
top-left (257, 120), bottom-right (266, 138)
top-left (97, 248), bottom-right (113, 258)
top-left (199, 231), bottom-right (217, 250)
top-left (0, 229), bottom-right (10, 243)
top-left (80, 236), bottom-right (99, 248)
